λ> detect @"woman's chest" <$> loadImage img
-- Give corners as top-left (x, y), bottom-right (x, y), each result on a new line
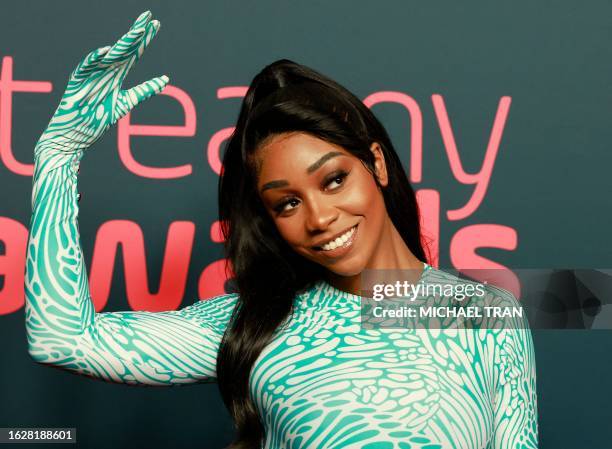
top-left (249, 306), bottom-right (499, 449)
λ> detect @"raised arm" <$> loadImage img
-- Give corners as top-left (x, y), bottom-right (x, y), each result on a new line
top-left (24, 11), bottom-right (237, 386)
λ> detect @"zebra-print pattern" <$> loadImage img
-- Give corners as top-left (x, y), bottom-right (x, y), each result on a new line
top-left (32, 10), bottom-right (167, 181)
top-left (253, 272), bottom-right (539, 449)
top-left (24, 11), bottom-right (538, 448)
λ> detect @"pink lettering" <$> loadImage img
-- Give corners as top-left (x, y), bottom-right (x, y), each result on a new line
top-left (0, 56), bottom-right (53, 176)
top-left (207, 87), bottom-right (248, 175)
top-left (210, 220), bottom-right (224, 243)
top-left (89, 220), bottom-right (195, 311)
top-left (432, 94), bottom-right (511, 220)
top-left (0, 217), bottom-right (27, 314)
top-left (449, 224), bottom-right (520, 298)
top-left (416, 189), bottom-right (440, 267)
top-left (117, 85), bottom-right (196, 179)
top-left (199, 259), bottom-right (232, 300)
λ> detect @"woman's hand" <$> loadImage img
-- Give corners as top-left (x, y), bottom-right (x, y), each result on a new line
top-left (35, 10), bottom-right (168, 158)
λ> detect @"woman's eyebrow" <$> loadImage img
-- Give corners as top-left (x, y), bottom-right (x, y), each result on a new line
top-left (306, 151), bottom-right (343, 174)
top-left (261, 180), bottom-right (289, 192)
top-left (260, 151), bottom-right (344, 193)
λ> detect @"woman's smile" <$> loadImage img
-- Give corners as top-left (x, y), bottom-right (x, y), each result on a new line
top-left (311, 223), bottom-right (359, 259)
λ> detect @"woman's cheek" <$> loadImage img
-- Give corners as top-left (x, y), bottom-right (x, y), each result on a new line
top-left (342, 179), bottom-right (379, 212)
top-left (275, 218), bottom-right (303, 248)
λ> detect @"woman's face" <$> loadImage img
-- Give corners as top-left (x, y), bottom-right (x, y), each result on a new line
top-left (256, 132), bottom-right (390, 277)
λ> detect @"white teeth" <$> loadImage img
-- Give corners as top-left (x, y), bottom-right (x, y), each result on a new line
top-left (320, 226), bottom-right (356, 251)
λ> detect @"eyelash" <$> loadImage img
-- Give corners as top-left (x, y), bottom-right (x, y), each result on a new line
top-left (273, 170), bottom-right (349, 214)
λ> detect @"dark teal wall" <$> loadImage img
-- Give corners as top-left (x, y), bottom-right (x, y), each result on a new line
top-left (1, 1), bottom-right (611, 447)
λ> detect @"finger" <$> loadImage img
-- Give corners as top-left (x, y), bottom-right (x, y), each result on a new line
top-left (108, 20), bottom-right (161, 93)
top-left (71, 46), bottom-right (111, 79)
top-left (124, 20), bottom-right (161, 72)
top-left (137, 20), bottom-right (160, 62)
top-left (132, 10), bottom-right (153, 30)
top-left (99, 10), bottom-right (152, 66)
top-left (100, 26), bottom-right (147, 67)
top-left (115, 75), bottom-right (170, 119)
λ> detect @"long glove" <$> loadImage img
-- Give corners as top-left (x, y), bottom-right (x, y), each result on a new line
top-left (25, 11), bottom-right (237, 385)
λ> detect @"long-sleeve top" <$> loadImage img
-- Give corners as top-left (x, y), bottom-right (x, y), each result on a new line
top-left (25, 147), bottom-right (539, 449)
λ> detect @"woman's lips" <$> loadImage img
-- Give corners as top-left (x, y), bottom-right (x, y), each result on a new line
top-left (313, 224), bottom-right (358, 259)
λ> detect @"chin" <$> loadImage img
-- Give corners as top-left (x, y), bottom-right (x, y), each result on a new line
top-left (297, 247), bottom-right (369, 278)
top-left (323, 257), bottom-right (367, 278)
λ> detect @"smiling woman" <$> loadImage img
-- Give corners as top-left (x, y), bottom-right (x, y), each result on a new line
top-left (215, 61), bottom-right (538, 449)
top-left (255, 132), bottom-right (421, 290)
top-left (24, 10), bottom-right (538, 449)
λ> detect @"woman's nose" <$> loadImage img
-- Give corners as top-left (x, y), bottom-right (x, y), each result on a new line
top-left (304, 199), bottom-right (338, 232)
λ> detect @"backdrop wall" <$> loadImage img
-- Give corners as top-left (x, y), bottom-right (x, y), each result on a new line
top-left (1, 1), bottom-right (611, 448)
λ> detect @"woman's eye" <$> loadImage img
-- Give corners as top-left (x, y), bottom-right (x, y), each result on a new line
top-left (274, 198), bottom-right (300, 214)
top-left (271, 171), bottom-right (349, 215)
top-left (325, 171), bottom-right (348, 190)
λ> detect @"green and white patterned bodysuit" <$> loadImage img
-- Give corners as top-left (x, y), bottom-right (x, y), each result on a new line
top-left (24, 149), bottom-right (539, 449)
top-left (24, 11), bottom-right (538, 448)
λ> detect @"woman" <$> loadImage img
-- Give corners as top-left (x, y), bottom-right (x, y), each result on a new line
top-left (24, 11), bottom-right (538, 449)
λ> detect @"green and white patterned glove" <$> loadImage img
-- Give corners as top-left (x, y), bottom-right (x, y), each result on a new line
top-left (33, 10), bottom-right (168, 174)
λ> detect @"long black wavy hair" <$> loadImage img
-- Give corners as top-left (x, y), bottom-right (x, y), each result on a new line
top-left (217, 59), bottom-right (427, 448)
